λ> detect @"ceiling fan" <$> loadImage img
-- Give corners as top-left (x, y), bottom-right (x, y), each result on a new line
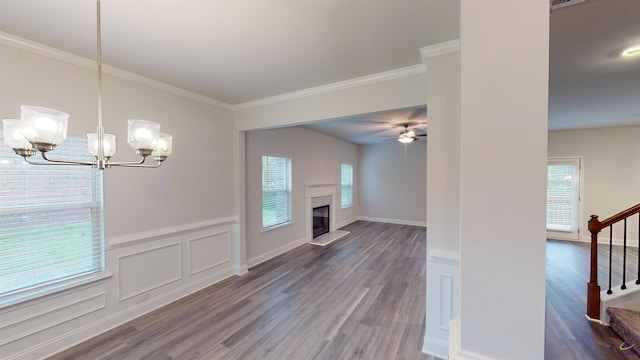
top-left (397, 123), bottom-right (427, 144)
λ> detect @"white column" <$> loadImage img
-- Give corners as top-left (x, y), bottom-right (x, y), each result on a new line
top-left (423, 41), bottom-right (462, 358)
top-left (424, 1), bottom-right (549, 358)
top-left (458, 1), bottom-right (549, 359)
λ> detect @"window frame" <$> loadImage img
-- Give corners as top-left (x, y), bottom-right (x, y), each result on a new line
top-left (546, 156), bottom-right (583, 240)
top-left (341, 163), bottom-right (353, 209)
top-left (0, 131), bottom-right (105, 305)
top-left (261, 155), bottom-right (292, 231)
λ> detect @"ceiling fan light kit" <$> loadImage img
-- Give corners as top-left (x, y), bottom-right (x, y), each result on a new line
top-left (622, 46), bottom-right (640, 57)
top-left (1, 0), bottom-right (173, 169)
top-left (398, 133), bottom-right (415, 144)
top-left (396, 123), bottom-right (426, 144)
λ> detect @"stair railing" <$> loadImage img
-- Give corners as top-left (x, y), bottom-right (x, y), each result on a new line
top-left (587, 203), bottom-right (640, 320)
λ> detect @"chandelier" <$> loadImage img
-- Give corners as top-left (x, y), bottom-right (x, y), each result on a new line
top-left (2, 0), bottom-right (172, 169)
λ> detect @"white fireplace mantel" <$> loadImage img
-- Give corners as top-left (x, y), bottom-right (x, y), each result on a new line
top-left (305, 184), bottom-right (336, 198)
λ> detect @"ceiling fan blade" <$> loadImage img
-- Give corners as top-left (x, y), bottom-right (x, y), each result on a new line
top-left (408, 108), bottom-right (427, 120)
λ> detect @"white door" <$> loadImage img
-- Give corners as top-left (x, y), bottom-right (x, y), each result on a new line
top-left (546, 157), bottom-right (582, 240)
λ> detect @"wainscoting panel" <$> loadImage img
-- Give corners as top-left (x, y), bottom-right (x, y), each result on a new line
top-left (423, 249), bottom-right (460, 359)
top-left (118, 243), bottom-right (183, 301)
top-left (2, 217), bottom-right (238, 360)
top-left (438, 274), bottom-right (453, 330)
top-left (0, 292), bottom-right (106, 347)
top-left (189, 231), bottom-right (231, 275)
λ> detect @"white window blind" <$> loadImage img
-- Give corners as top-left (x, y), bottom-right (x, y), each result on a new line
top-left (546, 163), bottom-right (576, 232)
top-left (0, 132), bottom-right (104, 299)
top-left (341, 163), bottom-right (353, 208)
top-left (262, 155), bottom-right (291, 229)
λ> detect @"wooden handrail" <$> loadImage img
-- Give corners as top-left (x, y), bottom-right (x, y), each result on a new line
top-left (589, 204), bottom-right (640, 233)
top-left (587, 203), bottom-right (640, 320)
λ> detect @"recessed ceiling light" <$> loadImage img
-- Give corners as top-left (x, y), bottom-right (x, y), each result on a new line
top-left (622, 46), bottom-right (640, 57)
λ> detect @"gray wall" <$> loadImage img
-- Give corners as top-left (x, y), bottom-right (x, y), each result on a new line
top-left (548, 125), bottom-right (640, 242)
top-left (359, 141), bottom-right (427, 225)
top-left (245, 126), bottom-right (359, 264)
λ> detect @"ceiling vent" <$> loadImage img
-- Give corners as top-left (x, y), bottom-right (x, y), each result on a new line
top-left (550, 0), bottom-right (585, 11)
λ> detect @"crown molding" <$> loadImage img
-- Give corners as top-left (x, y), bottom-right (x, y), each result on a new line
top-left (2, 30), bottom-right (430, 112)
top-left (233, 64), bottom-right (426, 110)
top-left (0, 31), bottom-right (234, 111)
top-left (421, 39), bottom-right (461, 61)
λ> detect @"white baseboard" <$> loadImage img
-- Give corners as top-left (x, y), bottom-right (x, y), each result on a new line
top-left (578, 235), bottom-right (639, 247)
top-left (358, 216), bottom-right (426, 227)
top-left (336, 217), bottom-right (358, 229)
top-left (456, 349), bottom-right (496, 360)
top-left (246, 237), bottom-right (306, 268)
top-left (10, 265), bottom-right (236, 360)
top-left (422, 335), bottom-right (449, 359)
top-left (234, 264), bottom-right (249, 275)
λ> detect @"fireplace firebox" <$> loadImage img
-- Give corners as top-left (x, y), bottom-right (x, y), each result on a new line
top-left (312, 205), bottom-right (330, 238)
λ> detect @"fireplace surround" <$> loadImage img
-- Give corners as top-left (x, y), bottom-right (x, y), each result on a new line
top-left (304, 184), bottom-right (349, 245)
top-left (304, 184), bottom-right (336, 241)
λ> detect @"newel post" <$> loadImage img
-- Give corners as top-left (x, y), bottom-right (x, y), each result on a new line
top-left (587, 214), bottom-right (602, 320)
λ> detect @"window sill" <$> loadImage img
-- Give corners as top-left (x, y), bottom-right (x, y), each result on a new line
top-left (262, 221), bottom-right (294, 233)
top-left (0, 272), bottom-right (113, 310)
top-left (341, 205), bottom-right (353, 209)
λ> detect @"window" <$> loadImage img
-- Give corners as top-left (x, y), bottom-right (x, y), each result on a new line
top-left (341, 163), bottom-right (353, 208)
top-left (0, 132), bottom-right (104, 300)
top-left (546, 157), bottom-right (581, 240)
top-left (262, 155), bottom-right (292, 229)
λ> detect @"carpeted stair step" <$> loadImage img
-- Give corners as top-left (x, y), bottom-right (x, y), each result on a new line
top-left (607, 307), bottom-right (640, 351)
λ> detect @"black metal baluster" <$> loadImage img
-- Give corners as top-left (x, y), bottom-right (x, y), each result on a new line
top-left (637, 213), bottom-right (640, 285)
top-left (622, 219), bottom-right (628, 290)
top-left (608, 225), bottom-right (613, 294)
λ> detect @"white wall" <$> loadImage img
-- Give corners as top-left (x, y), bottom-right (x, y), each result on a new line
top-left (549, 125), bottom-right (640, 243)
top-left (234, 71), bottom-right (428, 131)
top-left (359, 141), bottom-right (426, 226)
top-left (245, 126), bottom-right (359, 265)
top-left (1, 41), bottom-right (237, 359)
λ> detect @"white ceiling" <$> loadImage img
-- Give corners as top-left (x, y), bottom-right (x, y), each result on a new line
top-left (0, 0), bottom-right (458, 105)
top-left (548, 0), bottom-right (640, 131)
top-left (1, 0), bottom-right (639, 144)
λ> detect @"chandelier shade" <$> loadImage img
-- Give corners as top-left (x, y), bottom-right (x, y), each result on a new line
top-left (87, 133), bottom-right (116, 158)
top-left (20, 106), bottom-right (69, 149)
top-left (127, 119), bottom-right (160, 154)
top-left (3, 119), bottom-right (33, 150)
top-left (152, 134), bottom-right (173, 158)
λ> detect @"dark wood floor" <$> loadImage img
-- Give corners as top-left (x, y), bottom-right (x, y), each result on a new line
top-left (50, 221), bottom-right (429, 360)
top-left (545, 240), bottom-right (639, 359)
top-left (50, 223), bottom-right (638, 359)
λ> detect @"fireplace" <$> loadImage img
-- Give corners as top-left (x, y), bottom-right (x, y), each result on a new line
top-left (305, 184), bottom-right (349, 245)
top-left (312, 205), bottom-right (330, 238)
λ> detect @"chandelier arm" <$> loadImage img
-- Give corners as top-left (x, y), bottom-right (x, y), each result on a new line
top-left (107, 156), bottom-right (147, 166)
top-left (38, 152), bottom-right (96, 166)
top-left (107, 155), bottom-right (166, 167)
top-left (108, 161), bottom-right (163, 168)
